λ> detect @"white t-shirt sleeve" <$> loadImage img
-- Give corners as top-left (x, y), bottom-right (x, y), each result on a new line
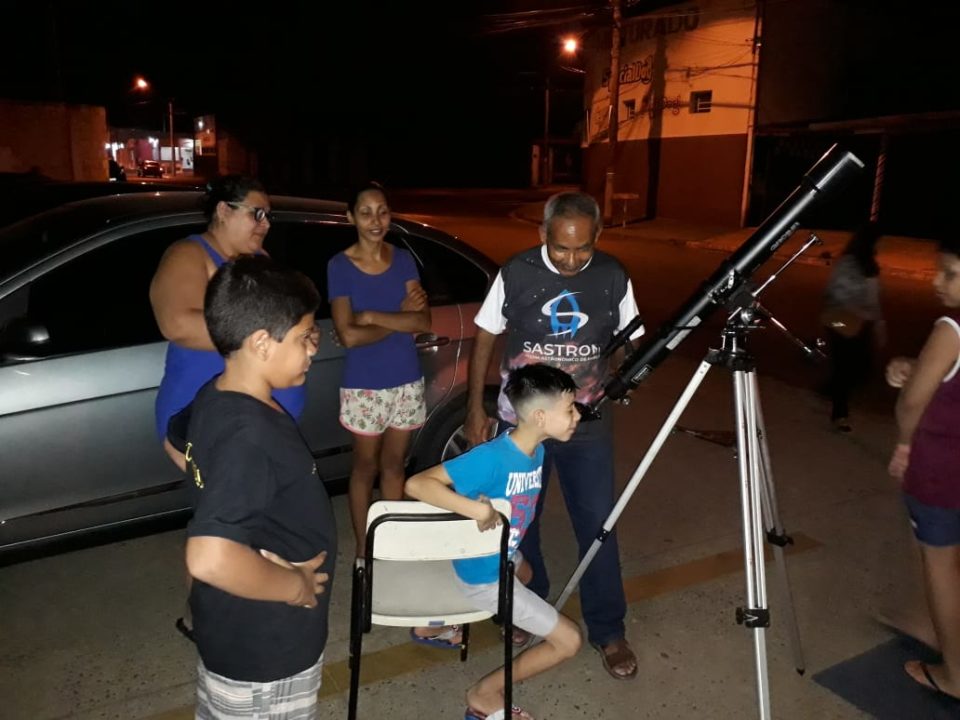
top-left (474, 271), bottom-right (508, 335)
top-left (617, 279), bottom-right (645, 340)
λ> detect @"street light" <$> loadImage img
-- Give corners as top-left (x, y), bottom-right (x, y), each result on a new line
top-left (132, 75), bottom-right (176, 176)
top-left (540, 35), bottom-right (584, 186)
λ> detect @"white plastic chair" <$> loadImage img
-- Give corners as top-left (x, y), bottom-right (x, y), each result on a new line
top-left (347, 499), bottom-right (515, 720)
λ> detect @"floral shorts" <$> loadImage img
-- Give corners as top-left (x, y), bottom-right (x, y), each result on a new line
top-left (339, 378), bottom-right (426, 435)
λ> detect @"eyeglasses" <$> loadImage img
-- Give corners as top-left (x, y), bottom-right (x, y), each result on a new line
top-left (228, 202), bottom-right (273, 224)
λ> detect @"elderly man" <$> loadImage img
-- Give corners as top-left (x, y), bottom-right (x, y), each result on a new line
top-left (464, 191), bottom-right (643, 680)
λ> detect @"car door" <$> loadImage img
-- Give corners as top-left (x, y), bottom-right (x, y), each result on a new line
top-left (398, 230), bottom-right (491, 401)
top-left (265, 217), bottom-right (464, 478)
top-left (262, 217), bottom-right (357, 481)
top-left (0, 219), bottom-right (205, 550)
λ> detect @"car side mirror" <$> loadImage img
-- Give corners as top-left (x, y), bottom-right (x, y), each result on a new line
top-left (0, 317), bottom-right (52, 362)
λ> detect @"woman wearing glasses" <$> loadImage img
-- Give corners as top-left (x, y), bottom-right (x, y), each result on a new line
top-left (150, 175), bottom-right (308, 472)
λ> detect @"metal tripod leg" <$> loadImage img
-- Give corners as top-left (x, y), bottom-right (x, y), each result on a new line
top-left (750, 371), bottom-right (806, 675)
top-left (734, 370), bottom-right (772, 720)
top-left (552, 359), bottom-right (713, 614)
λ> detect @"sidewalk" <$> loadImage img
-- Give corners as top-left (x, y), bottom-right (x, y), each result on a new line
top-left (512, 201), bottom-right (939, 282)
top-left (0, 355), bottom-right (926, 720)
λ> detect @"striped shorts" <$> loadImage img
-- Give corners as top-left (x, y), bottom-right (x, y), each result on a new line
top-left (195, 655), bottom-right (323, 720)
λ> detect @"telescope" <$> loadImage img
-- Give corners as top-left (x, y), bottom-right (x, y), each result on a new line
top-left (599, 144), bottom-right (864, 405)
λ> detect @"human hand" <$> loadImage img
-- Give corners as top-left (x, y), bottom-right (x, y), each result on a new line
top-left (888, 444), bottom-right (910, 480)
top-left (260, 549), bottom-right (330, 608)
top-left (401, 283), bottom-right (428, 312)
top-left (464, 407), bottom-right (494, 448)
top-left (886, 357), bottom-right (914, 388)
top-left (354, 311), bottom-right (373, 327)
top-left (474, 495), bottom-right (502, 532)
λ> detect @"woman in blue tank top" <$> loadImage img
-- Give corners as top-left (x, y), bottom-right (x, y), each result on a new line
top-left (150, 175), bottom-right (307, 470)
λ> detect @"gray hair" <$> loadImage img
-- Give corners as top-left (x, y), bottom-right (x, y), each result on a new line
top-left (542, 192), bottom-right (602, 236)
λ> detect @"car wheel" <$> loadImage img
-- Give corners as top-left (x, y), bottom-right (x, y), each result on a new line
top-left (411, 385), bottom-right (499, 469)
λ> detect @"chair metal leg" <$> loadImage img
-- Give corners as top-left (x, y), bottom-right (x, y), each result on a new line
top-left (348, 561), bottom-right (366, 720)
top-left (460, 622), bottom-right (471, 662)
top-left (504, 561), bottom-right (514, 716)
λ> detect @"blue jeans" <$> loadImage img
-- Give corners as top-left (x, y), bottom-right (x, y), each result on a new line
top-left (508, 417), bottom-right (627, 647)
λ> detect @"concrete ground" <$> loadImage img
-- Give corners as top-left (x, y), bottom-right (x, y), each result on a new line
top-left (0, 353), bottom-right (924, 719)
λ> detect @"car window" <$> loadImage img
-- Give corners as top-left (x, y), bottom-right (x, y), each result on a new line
top-left (266, 220), bottom-right (403, 319)
top-left (0, 224), bottom-right (204, 361)
top-left (400, 234), bottom-right (489, 305)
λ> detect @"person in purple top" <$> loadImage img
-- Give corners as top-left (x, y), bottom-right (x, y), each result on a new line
top-left (151, 176), bottom-right (311, 643)
top-left (151, 176), bottom-right (308, 474)
top-left (327, 182), bottom-right (430, 559)
top-left (886, 236), bottom-right (960, 701)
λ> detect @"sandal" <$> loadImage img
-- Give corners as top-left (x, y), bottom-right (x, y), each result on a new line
top-left (465, 705), bottom-right (535, 720)
top-left (500, 626), bottom-right (532, 647)
top-left (408, 625), bottom-right (462, 649)
top-left (591, 638), bottom-right (638, 680)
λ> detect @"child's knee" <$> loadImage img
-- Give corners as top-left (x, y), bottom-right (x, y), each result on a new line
top-left (548, 615), bottom-right (582, 659)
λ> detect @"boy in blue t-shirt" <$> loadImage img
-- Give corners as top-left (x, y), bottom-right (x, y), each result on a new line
top-left (406, 364), bottom-right (583, 720)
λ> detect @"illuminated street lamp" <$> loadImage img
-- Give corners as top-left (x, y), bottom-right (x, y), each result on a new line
top-left (540, 35), bottom-right (584, 186)
top-left (133, 75), bottom-right (176, 176)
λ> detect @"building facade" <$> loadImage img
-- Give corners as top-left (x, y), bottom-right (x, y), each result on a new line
top-left (582, 0), bottom-right (759, 225)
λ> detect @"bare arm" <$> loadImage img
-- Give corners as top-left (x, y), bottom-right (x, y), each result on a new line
top-left (895, 321), bottom-right (960, 444)
top-left (464, 328), bottom-right (499, 446)
top-left (356, 281), bottom-right (431, 333)
top-left (330, 297), bottom-right (392, 348)
top-left (405, 465), bottom-right (500, 530)
top-left (186, 536), bottom-right (329, 607)
top-left (149, 241), bottom-right (216, 350)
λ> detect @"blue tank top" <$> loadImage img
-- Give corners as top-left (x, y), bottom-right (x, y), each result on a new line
top-left (154, 235), bottom-right (307, 439)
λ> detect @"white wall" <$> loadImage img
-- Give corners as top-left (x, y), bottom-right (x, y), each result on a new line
top-left (585, 0), bottom-right (758, 143)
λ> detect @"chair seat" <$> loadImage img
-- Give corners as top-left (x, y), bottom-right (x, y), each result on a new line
top-left (370, 559), bottom-right (494, 628)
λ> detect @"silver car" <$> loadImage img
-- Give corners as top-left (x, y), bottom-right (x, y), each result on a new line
top-left (0, 191), bottom-right (498, 554)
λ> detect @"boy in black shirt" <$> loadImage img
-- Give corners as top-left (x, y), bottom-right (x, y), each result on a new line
top-left (182, 255), bottom-right (336, 719)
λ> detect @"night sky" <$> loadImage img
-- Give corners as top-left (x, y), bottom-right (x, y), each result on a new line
top-left (0, 2), bottom-right (590, 142)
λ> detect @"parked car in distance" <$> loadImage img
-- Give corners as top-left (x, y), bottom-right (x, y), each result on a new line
top-left (138, 160), bottom-right (163, 178)
top-left (0, 191), bottom-right (499, 556)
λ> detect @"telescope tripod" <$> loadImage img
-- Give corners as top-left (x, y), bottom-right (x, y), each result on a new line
top-left (554, 309), bottom-right (805, 720)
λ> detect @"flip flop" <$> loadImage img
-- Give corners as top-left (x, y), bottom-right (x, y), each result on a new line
top-left (408, 625), bottom-right (462, 649)
top-left (905, 660), bottom-right (960, 702)
top-left (500, 626), bottom-right (532, 647)
top-left (591, 639), bottom-right (638, 681)
top-left (464, 705), bottom-right (535, 720)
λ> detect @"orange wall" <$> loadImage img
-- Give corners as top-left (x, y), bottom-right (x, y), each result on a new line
top-left (0, 100), bottom-right (109, 181)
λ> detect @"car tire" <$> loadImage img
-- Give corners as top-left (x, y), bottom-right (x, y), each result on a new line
top-left (410, 385), bottom-right (500, 471)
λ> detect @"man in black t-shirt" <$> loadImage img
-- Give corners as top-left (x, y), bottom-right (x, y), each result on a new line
top-left (180, 256), bottom-right (335, 719)
top-left (465, 192), bottom-right (643, 681)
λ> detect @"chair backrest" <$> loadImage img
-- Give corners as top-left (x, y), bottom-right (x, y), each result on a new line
top-left (366, 499), bottom-right (511, 562)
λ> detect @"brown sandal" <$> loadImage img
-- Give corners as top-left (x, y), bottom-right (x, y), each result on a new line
top-left (500, 626), bottom-right (532, 647)
top-left (592, 638), bottom-right (638, 680)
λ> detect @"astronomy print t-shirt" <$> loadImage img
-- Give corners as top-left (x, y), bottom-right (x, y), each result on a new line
top-left (475, 245), bottom-right (644, 423)
top-left (443, 432), bottom-right (544, 585)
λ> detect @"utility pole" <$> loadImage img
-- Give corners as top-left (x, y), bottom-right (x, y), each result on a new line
top-left (602, 0), bottom-right (623, 223)
top-left (168, 100), bottom-right (176, 176)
